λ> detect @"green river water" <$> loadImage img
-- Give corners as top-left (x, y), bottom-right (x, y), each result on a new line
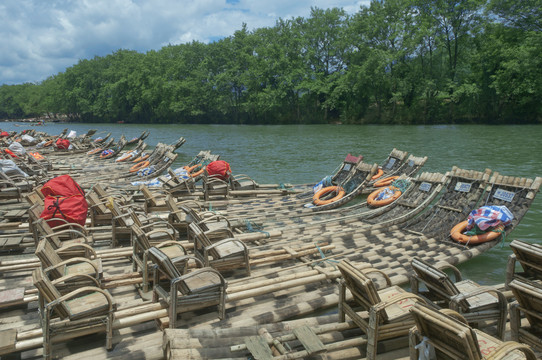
top-left (3, 121), bottom-right (541, 285)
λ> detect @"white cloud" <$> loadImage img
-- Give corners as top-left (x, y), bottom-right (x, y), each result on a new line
top-left (0, 0), bottom-right (369, 85)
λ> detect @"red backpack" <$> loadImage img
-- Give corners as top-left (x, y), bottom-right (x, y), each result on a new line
top-left (40, 175), bottom-right (88, 228)
top-left (55, 138), bottom-right (70, 149)
top-left (206, 160), bottom-right (232, 181)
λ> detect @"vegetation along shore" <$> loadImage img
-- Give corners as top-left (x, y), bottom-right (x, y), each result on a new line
top-left (1, 1), bottom-right (541, 125)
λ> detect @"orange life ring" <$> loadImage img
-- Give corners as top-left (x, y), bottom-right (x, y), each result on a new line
top-left (129, 160), bottom-right (150, 173)
top-left (44, 140), bottom-right (54, 147)
top-left (87, 148), bottom-right (102, 155)
top-left (450, 220), bottom-right (504, 245)
top-left (313, 186), bottom-right (345, 206)
top-left (116, 151), bottom-right (134, 162)
top-left (371, 168), bottom-right (384, 180)
top-left (133, 154), bottom-right (149, 163)
top-left (99, 151), bottom-right (112, 159)
top-left (367, 186), bottom-right (401, 207)
top-left (374, 176), bottom-right (399, 188)
top-left (28, 152), bottom-right (45, 160)
top-left (187, 164), bottom-right (205, 178)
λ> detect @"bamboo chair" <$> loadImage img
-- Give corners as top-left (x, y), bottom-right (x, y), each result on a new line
top-left (148, 246), bottom-right (227, 328)
top-left (92, 183), bottom-right (133, 205)
top-left (165, 194), bottom-right (202, 237)
top-left (509, 277), bottom-right (542, 352)
top-left (86, 191), bottom-right (114, 227)
top-left (337, 259), bottom-right (425, 360)
top-left (410, 257), bottom-right (507, 339)
top-left (180, 203), bottom-right (232, 241)
top-left (409, 302), bottom-right (536, 360)
top-left (107, 198), bottom-right (176, 247)
top-left (35, 238), bottom-right (102, 283)
top-left (229, 173), bottom-right (259, 191)
top-left (33, 219), bottom-right (96, 259)
top-left (28, 204), bottom-right (94, 252)
top-left (202, 173), bottom-right (229, 201)
top-left (139, 184), bottom-right (168, 213)
top-left (160, 168), bottom-right (196, 195)
top-left (32, 268), bottom-right (116, 360)
top-left (131, 223), bottom-right (187, 292)
top-left (188, 222), bottom-right (250, 276)
top-left (506, 239), bottom-right (542, 289)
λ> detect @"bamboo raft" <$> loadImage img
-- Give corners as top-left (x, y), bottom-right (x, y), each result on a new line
top-left (1, 128), bottom-right (541, 359)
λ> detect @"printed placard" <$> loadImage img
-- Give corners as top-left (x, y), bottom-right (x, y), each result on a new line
top-left (493, 188), bottom-right (515, 202)
top-left (343, 164), bottom-right (351, 171)
top-left (419, 182), bottom-right (432, 192)
top-left (408, 160), bottom-right (415, 167)
top-left (454, 182), bottom-right (472, 192)
top-left (386, 158), bottom-right (396, 169)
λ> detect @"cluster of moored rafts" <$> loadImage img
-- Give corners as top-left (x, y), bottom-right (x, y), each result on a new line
top-left (0, 128), bottom-right (541, 359)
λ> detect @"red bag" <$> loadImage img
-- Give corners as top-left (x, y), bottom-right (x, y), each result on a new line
top-left (41, 174), bottom-right (86, 198)
top-left (206, 160), bottom-right (232, 181)
top-left (0, 131), bottom-right (9, 137)
top-left (40, 195), bottom-right (88, 228)
top-left (56, 138), bottom-right (70, 149)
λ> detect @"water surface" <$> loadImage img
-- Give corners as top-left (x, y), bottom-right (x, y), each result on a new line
top-left (3, 121), bottom-right (540, 284)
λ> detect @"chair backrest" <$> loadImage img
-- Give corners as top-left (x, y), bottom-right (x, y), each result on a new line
top-left (25, 191), bottom-right (44, 207)
top-left (131, 224), bottom-right (151, 250)
top-left (509, 277), bottom-right (542, 327)
top-left (410, 303), bottom-right (481, 360)
top-left (35, 239), bottom-right (64, 278)
top-left (180, 205), bottom-right (201, 223)
top-left (106, 198), bottom-right (137, 227)
top-left (148, 246), bottom-right (182, 280)
top-left (338, 260), bottom-right (384, 319)
top-left (32, 268), bottom-right (70, 318)
top-left (510, 240), bottom-right (542, 280)
top-left (188, 222), bottom-right (213, 246)
top-left (86, 191), bottom-right (110, 215)
top-left (139, 185), bottom-right (158, 207)
top-left (165, 194), bottom-right (179, 214)
top-left (411, 257), bottom-right (461, 300)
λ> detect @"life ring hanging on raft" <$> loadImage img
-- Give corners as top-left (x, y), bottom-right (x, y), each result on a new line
top-left (132, 154), bottom-right (149, 163)
top-left (87, 148), bottom-right (102, 155)
top-left (129, 160), bottom-right (150, 173)
top-left (367, 186), bottom-right (402, 207)
top-left (116, 151), bottom-right (135, 162)
top-left (313, 186), bottom-right (345, 206)
top-left (187, 164), bottom-right (205, 178)
top-left (371, 168), bottom-right (384, 180)
top-left (450, 220), bottom-right (504, 245)
top-left (374, 176), bottom-right (400, 188)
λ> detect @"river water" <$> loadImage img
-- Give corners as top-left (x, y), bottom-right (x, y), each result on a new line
top-left (3, 121), bottom-right (541, 284)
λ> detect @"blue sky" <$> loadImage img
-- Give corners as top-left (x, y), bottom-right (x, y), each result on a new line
top-left (0, 0), bottom-right (369, 86)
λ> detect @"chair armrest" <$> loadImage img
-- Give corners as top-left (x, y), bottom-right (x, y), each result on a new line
top-left (204, 227), bottom-right (235, 238)
top-left (434, 262), bottom-right (463, 282)
top-left (373, 292), bottom-right (426, 313)
top-left (47, 286), bottom-right (115, 311)
top-left (141, 229), bottom-right (176, 242)
top-left (206, 238), bottom-right (248, 252)
top-left (56, 243), bottom-right (97, 258)
top-left (43, 229), bottom-right (90, 241)
top-left (505, 253), bottom-right (516, 289)
top-left (362, 268), bottom-right (392, 287)
top-left (487, 341), bottom-right (537, 360)
top-left (52, 273), bottom-right (101, 288)
top-left (156, 241), bottom-right (187, 254)
top-left (172, 267), bottom-right (226, 290)
top-left (44, 257), bottom-right (99, 277)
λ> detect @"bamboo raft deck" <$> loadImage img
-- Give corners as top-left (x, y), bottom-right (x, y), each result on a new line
top-left (1, 129), bottom-right (541, 359)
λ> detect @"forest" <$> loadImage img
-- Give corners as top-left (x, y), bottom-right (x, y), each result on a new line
top-left (0, 0), bottom-right (540, 125)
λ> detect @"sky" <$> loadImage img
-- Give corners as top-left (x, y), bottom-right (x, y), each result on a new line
top-left (0, 0), bottom-right (370, 86)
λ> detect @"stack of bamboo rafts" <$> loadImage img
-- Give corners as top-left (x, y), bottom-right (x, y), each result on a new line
top-left (0, 128), bottom-right (541, 359)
